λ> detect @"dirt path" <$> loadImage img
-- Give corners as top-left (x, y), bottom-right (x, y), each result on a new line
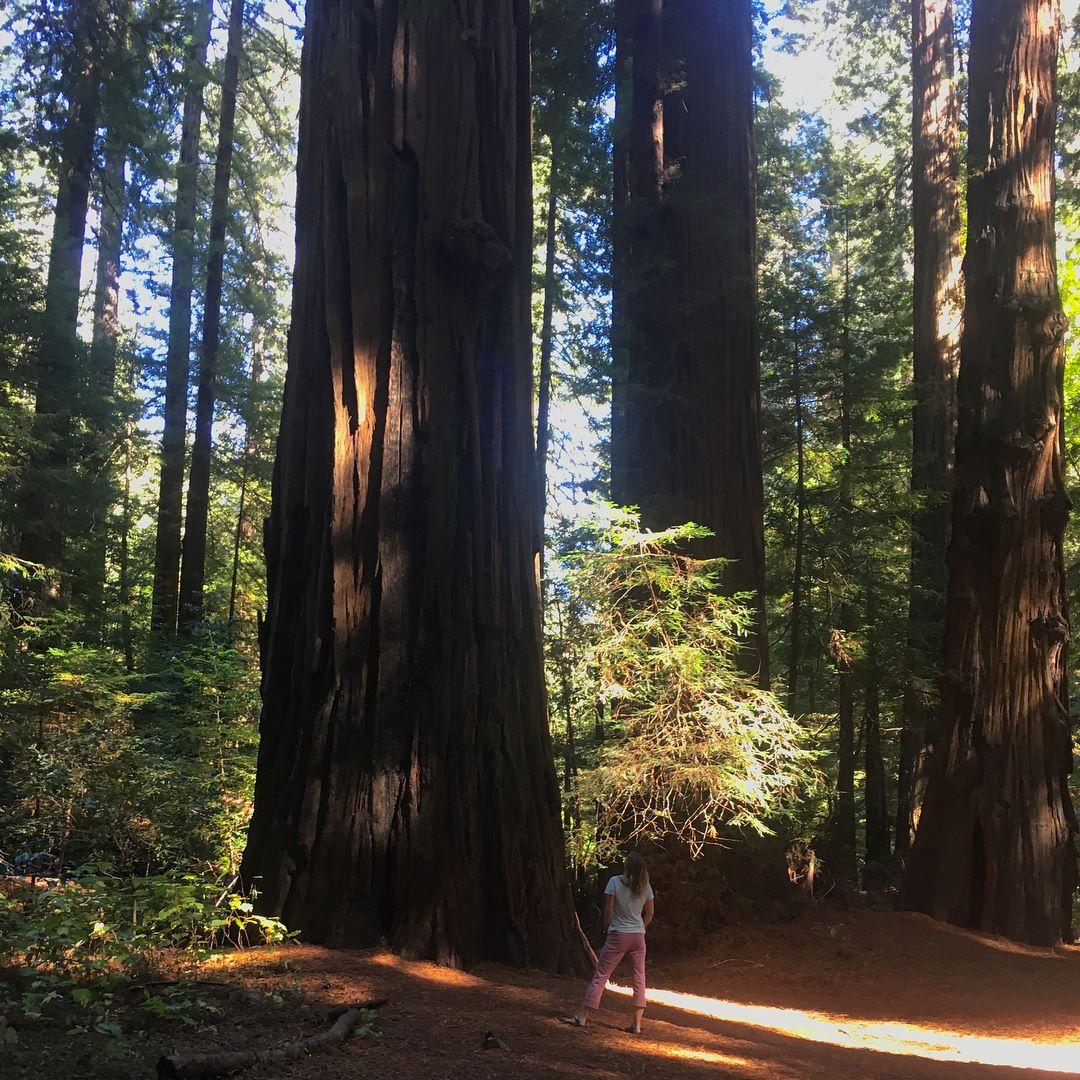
top-left (9, 906), bottom-right (1080, 1077)
top-left (170, 908), bottom-right (1080, 1079)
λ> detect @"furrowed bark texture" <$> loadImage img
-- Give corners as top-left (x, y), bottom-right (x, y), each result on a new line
top-left (896, 0), bottom-right (962, 857)
top-left (179, 0), bottom-right (246, 630)
top-left (901, 0), bottom-right (1076, 945)
top-left (612, 0), bottom-right (768, 683)
top-left (241, 0), bottom-right (586, 974)
top-left (18, 5), bottom-right (102, 573)
top-left (151, 0), bottom-right (212, 636)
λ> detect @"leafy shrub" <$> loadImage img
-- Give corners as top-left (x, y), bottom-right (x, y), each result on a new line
top-left (0, 867), bottom-right (289, 981)
top-left (555, 511), bottom-right (817, 863)
top-left (0, 627), bottom-right (259, 875)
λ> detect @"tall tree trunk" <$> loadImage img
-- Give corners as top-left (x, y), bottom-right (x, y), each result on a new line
top-left (18, 5), bottom-right (103, 577)
top-left (832, 221), bottom-right (857, 883)
top-left (91, 132), bottom-right (126, 394)
top-left (535, 142), bottom-right (559, 579)
top-left (896, 0), bottom-right (962, 858)
top-left (119, 363), bottom-right (135, 672)
top-left (863, 617), bottom-right (890, 878)
top-left (241, 0), bottom-right (586, 973)
top-left (179, 0), bottom-right (246, 630)
top-left (611, 0), bottom-right (663, 512)
top-left (151, 0), bottom-right (213, 636)
top-left (901, 0), bottom-right (1076, 945)
top-left (561, 657), bottom-right (575, 793)
top-left (610, 0), bottom-right (632, 507)
top-left (83, 127), bottom-right (127, 635)
top-left (611, 0), bottom-right (768, 683)
top-left (834, 634), bottom-right (857, 882)
top-left (788, 348), bottom-right (806, 714)
top-left (227, 333), bottom-right (264, 628)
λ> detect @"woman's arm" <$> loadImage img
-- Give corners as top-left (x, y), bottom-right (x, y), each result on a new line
top-left (642, 899), bottom-right (654, 929)
top-left (602, 894), bottom-right (615, 932)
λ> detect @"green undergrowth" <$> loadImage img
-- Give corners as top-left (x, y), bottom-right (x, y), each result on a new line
top-left (0, 867), bottom-right (291, 1064)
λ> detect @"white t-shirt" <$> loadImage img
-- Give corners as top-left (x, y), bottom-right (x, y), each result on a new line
top-left (605, 874), bottom-right (654, 934)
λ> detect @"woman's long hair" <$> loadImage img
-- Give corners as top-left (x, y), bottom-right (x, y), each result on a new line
top-left (621, 852), bottom-right (649, 898)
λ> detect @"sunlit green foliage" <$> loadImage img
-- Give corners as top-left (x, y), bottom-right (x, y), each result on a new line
top-left (553, 511), bottom-right (816, 865)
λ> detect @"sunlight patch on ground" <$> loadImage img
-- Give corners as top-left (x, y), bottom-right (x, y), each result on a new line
top-left (635, 1039), bottom-right (755, 1069)
top-left (367, 952), bottom-right (484, 988)
top-left (897, 911), bottom-right (1080, 959)
top-left (608, 983), bottom-right (1080, 1074)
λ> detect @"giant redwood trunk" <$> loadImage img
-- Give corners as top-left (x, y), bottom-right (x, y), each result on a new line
top-left (900, 0), bottom-right (1076, 945)
top-left (241, 0), bottom-right (586, 973)
top-left (151, 0), bottom-right (212, 636)
top-left (179, 0), bottom-right (246, 630)
top-left (896, 0), bottom-right (962, 857)
top-left (611, 0), bottom-right (768, 683)
top-left (18, 4), bottom-right (102, 574)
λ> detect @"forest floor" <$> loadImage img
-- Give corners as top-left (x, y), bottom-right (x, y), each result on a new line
top-left (6, 905), bottom-right (1080, 1078)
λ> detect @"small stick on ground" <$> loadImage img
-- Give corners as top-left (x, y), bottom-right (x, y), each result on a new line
top-left (155, 997), bottom-right (388, 1078)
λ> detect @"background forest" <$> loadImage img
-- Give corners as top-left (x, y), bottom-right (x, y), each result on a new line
top-left (1, 0), bottom-right (1080, 1041)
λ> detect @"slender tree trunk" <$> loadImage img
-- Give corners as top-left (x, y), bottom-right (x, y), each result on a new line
top-left (788, 348), bottom-right (806, 714)
top-left (151, 0), bottom-right (212, 636)
top-left (901, 0), bottom-right (1076, 945)
top-left (832, 222), bottom-right (857, 883)
top-left (83, 128), bottom-right (127, 634)
top-left (612, 0), bottom-right (769, 683)
top-left (91, 132), bottom-right (126, 394)
top-left (561, 657), bottom-right (575, 793)
top-left (19, 6), bottom-right (103, 576)
top-left (179, 0), bottom-right (246, 630)
top-left (535, 142), bottom-right (559, 578)
top-left (896, 0), bottom-right (962, 858)
top-left (241, 0), bottom-right (586, 973)
top-left (835, 637), bottom-right (857, 882)
top-left (227, 335), bottom-right (263, 628)
top-left (863, 620), bottom-right (890, 878)
top-left (806, 580), bottom-right (819, 712)
top-left (610, 0), bottom-right (632, 506)
top-left (119, 371), bottom-right (135, 672)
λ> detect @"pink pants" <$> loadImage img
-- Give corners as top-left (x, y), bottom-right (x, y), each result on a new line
top-left (582, 931), bottom-right (647, 1010)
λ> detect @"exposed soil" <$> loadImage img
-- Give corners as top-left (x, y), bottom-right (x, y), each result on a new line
top-left (6, 906), bottom-right (1080, 1078)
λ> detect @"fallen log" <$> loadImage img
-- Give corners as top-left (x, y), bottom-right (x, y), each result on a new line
top-left (156, 997), bottom-right (387, 1078)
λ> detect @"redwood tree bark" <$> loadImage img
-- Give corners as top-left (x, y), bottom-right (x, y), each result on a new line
top-left (241, 0), bottom-right (586, 973)
top-left (611, 0), bottom-right (768, 683)
top-left (900, 0), bottom-right (1076, 945)
top-left (611, 0), bottom-right (662, 513)
top-left (18, 4), bottom-right (103, 574)
top-left (896, 0), bottom-right (962, 857)
top-left (179, 0), bottom-right (246, 630)
top-left (151, 0), bottom-right (212, 636)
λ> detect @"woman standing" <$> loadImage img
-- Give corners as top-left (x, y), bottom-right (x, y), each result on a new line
top-left (563, 853), bottom-right (655, 1034)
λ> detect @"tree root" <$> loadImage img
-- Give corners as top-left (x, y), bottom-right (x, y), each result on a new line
top-left (155, 997), bottom-right (387, 1078)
